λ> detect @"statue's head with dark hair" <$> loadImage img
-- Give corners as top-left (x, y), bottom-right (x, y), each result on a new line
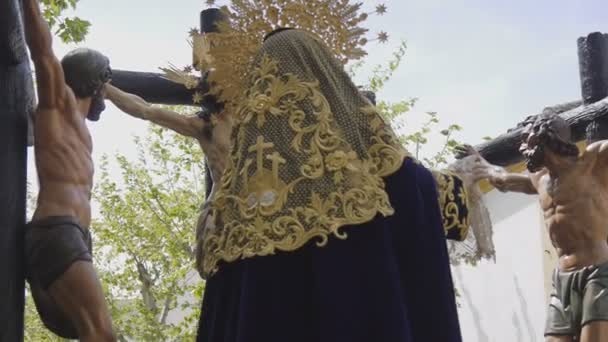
top-left (61, 48), bottom-right (112, 121)
top-left (517, 110), bottom-right (578, 172)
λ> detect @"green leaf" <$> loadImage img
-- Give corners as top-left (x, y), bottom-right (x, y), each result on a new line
top-left (40, 0), bottom-right (90, 43)
top-left (448, 124), bottom-right (463, 131)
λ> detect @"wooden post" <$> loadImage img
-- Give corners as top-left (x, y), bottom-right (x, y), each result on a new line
top-left (200, 8), bottom-right (227, 199)
top-left (200, 8), bottom-right (226, 35)
top-left (0, 0), bottom-right (34, 340)
top-left (578, 32), bottom-right (608, 105)
top-left (578, 32), bottom-right (608, 142)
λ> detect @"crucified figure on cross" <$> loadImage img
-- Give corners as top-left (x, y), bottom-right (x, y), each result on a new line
top-left (104, 84), bottom-right (233, 194)
top-left (22, 0), bottom-right (115, 340)
top-left (465, 112), bottom-right (608, 341)
top-left (103, 83), bottom-right (233, 271)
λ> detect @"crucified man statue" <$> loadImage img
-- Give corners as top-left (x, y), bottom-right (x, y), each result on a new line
top-left (22, 0), bottom-right (115, 340)
top-left (466, 112), bottom-right (608, 342)
top-left (103, 84), bottom-right (233, 270)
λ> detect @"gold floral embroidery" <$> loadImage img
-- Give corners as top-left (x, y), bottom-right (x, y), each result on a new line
top-left (432, 170), bottom-right (469, 241)
top-left (325, 150), bottom-right (358, 171)
top-left (198, 32), bottom-right (408, 277)
top-left (325, 150), bottom-right (359, 183)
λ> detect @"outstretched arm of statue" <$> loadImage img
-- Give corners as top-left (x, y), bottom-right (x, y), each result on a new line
top-left (23, 0), bottom-right (67, 109)
top-left (454, 144), bottom-right (536, 194)
top-left (105, 84), bottom-right (204, 137)
top-left (438, 152), bottom-right (495, 262)
top-left (489, 172), bottom-right (536, 194)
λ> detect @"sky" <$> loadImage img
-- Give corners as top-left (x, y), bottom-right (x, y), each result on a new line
top-left (29, 0), bottom-right (608, 185)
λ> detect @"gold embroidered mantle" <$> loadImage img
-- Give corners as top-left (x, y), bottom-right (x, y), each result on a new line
top-left (198, 30), bottom-right (407, 277)
top-left (432, 171), bottom-right (470, 241)
top-left (432, 157), bottom-right (496, 265)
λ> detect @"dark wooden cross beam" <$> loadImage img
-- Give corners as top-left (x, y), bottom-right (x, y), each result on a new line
top-left (478, 32), bottom-right (608, 166)
top-left (579, 33), bottom-right (608, 143)
top-left (111, 70), bottom-right (203, 106)
top-left (0, 0), bottom-right (34, 340)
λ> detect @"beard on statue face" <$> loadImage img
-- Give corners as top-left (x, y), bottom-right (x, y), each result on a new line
top-left (86, 91), bottom-right (106, 121)
top-left (522, 144), bottom-right (545, 173)
top-left (519, 131), bottom-right (546, 173)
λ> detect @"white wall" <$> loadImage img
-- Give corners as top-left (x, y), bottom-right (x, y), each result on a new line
top-left (453, 189), bottom-right (547, 342)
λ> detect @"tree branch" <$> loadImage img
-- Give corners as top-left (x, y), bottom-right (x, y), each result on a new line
top-left (159, 296), bottom-right (172, 325)
top-left (135, 257), bottom-right (158, 313)
top-left (134, 188), bottom-right (193, 258)
top-left (147, 188), bottom-right (195, 257)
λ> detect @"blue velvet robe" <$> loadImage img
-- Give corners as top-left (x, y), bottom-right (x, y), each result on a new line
top-left (197, 158), bottom-right (463, 342)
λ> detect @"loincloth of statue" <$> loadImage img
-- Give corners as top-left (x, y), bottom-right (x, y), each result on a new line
top-left (24, 215), bottom-right (93, 339)
top-left (545, 261), bottom-right (608, 337)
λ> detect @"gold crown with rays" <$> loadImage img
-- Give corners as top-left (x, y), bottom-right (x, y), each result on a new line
top-left (161, 0), bottom-right (389, 111)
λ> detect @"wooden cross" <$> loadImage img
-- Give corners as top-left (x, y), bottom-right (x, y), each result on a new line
top-left (1, 0), bottom-right (33, 339)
